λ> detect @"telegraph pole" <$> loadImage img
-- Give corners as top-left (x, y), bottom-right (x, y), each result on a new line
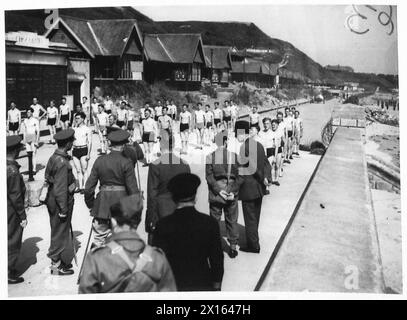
top-left (210, 48), bottom-right (214, 83)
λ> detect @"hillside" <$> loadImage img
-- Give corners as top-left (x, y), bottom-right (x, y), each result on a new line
top-left (5, 6), bottom-right (398, 89)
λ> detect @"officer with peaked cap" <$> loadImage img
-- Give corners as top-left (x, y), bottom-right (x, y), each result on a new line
top-left (7, 135), bottom-right (27, 284)
top-left (78, 194), bottom-right (177, 293)
top-left (152, 173), bottom-right (224, 291)
top-left (84, 129), bottom-right (139, 248)
top-left (44, 129), bottom-right (76, 275)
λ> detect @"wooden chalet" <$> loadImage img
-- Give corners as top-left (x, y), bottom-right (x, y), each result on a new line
top-left (45, 16), bottom-right (144, 102)
top-left (143, 33), bottom-right (206, 91)
top-left (203, 45), bottom-right (232, 87)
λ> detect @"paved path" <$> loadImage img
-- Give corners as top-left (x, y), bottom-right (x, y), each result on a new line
top-left (9, 100), bottom-right (331, 297)
top-left (259, 128), bottom-right (384, 293)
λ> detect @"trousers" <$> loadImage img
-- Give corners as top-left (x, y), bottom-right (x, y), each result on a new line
top-left (241, 197), bottom-right (263, 250)
top-left (92, 218), bottom-right (111, 247)
top-left (209, 200), bottom-right (239, 246)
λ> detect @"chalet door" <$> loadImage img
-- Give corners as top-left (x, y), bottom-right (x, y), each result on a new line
top-left (68, 81), bottom-right (81, 107)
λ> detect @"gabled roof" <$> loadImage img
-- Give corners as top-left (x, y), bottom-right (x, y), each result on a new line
top-left (44, 16), bottom-right (143, 57)
top-left (203, 45), bottom-right (232, 70)
top-left (144, 33), bottom-right (205, 65)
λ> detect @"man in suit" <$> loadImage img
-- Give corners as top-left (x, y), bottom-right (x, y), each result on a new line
top-left (152, 173), bottom-right (224, 291)
top-left (145, 134), bottom-right (190, 244)
top-left (84, 129), bottom-right (139, 248)
top-left (206, 130), bottom-right (243, 258)
top-left (235, 120), bottom-right (270, 253)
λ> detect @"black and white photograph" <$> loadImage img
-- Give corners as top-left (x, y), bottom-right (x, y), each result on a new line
top-left (2, 0), bottom-right (404, 300)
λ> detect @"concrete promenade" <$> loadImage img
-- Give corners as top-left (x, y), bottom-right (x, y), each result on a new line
top-left (259, 127), bottom-right (385, 293)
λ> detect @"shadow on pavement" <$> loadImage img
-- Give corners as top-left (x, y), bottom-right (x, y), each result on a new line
top-left (17, 237), bottom-right (42, 276)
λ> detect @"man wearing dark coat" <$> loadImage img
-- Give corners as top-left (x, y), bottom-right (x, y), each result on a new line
top-left (145, 133), bottom-right (190, 243)
top-left (235, 120), bottom-right (270, 253)
top-left (7, 135), bottom-right (27, 284)
top-left (84, 129), bottom-right (139, 248)
top-left (152, 173), bottom-right (224, 291)
top-left (44, 129), bottom-right (76, 275)
top-left (79, 194), bottom-right (177, 293)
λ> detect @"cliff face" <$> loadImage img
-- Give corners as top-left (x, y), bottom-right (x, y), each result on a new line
top-left (5, 6), bottom-right (397, 88)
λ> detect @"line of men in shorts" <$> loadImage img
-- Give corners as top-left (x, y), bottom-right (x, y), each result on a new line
top-left (248, 105), bottom-right (304, 187)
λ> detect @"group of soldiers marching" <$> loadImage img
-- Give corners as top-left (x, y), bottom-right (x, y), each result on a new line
top-left (7, 95), bottom-right (303, 292)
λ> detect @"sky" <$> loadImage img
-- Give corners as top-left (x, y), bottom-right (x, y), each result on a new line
top-left (137, 4), bottom-right (398, 75)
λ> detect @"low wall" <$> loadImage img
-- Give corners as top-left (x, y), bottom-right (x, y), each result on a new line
top-left (258, 127), bottom-right (384, 293)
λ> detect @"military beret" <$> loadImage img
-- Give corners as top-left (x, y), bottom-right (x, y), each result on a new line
top-left (54, 128), bottom-right (75, 142)
top-left (234, 120), bottom-right (250, 135)
top-left (6, 135), bottom-right (23, 150)
top-left (107, 129), bottom-right (130, 144)
top-left (168, 173), bottom-right (201, 203)
top-left (214, 130), bottom-right (229, 146)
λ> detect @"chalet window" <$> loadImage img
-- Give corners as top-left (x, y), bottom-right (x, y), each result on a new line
top-left (190, 64), bottom-right (201, 81)
top-left (120, 60), bottom-right (131, 79)
top-left (174, 69), bottom-right (186, 81)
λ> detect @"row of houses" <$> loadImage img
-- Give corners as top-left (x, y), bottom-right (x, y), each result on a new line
top-left (5, 16), bottom-right (295, 108)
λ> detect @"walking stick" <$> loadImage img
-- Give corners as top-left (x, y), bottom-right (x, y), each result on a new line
top-left (76, 224), bottom-right (93, 285)
top-left (70, 224), bottom-right (78, 267)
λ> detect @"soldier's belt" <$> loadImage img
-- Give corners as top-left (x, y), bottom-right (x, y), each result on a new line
top-left (100, 185), bottom-right (126, 191)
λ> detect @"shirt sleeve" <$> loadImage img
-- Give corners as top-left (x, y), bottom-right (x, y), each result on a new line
top-left (124, 159), bottom-right (139, 195)
top-left (53, 160), bottom-right (69, 215)
top-left (205, 154), bottom-right (223, 195)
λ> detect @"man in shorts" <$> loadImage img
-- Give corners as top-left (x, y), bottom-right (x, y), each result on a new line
top-left (284, 109), bottom-right (295, 161)
top-left (179, 104), bottom-right (192, 155)
top-left (168, 100), bottom-right (177, 122)
top-left (213, 102), bottom-right (223, 132)
top-left (230, 100), bottom-right (239, 131)
top-left (155, 100), bottom-right (163, 122)
top-left (7, 101), bottom-right (21, 136)
top-left (126, 104), bottom-right (135, 135)
top-left (276, 112), bottom-right (287, 177)
top-left (141, 108), bottom-right (158, 165)
top-left (23, 107), bottom-right (40, 180)
top-left (223, 100), bottom-right (232, 131)
top-left (96, 104), bottom-right (109, 154)
top-left (104, 95), bottom-right (114, 115)
top-left (249, 105), bottom-right (261, 128)
top-left (30, 97), bottom-right (47, 122)
top-left (293, 110), bottom-right (303, 156)
top-left (194, 103), bottom-right (206, 149)
top-left (72, 112), bottom-right (92, 193)
top-left (81, 96), bottom-right (90, 126)
top-left (59, 97), bottom-right (71, 130)
top-left (91, 97), bottom-right (99, 131)
top-left (259, 118), bottom-right (281, 186)
top-left (204, 104), bottom-right (214, 146)
top-left (46, 100), bottom-right (59, 144)
top-left (116, 101), bottom-right (128, 130)
top-left (158, 106), bottom-right (173, 141)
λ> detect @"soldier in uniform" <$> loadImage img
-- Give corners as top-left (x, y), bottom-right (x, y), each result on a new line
top-left (84, 129), bottom-right (139, 248)
top-left (44, 129), bottom-right (76, 275)
top-left (7, 135), bottom-right (27, 284)
top-left (78, 194), bottom-right (177, 293)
